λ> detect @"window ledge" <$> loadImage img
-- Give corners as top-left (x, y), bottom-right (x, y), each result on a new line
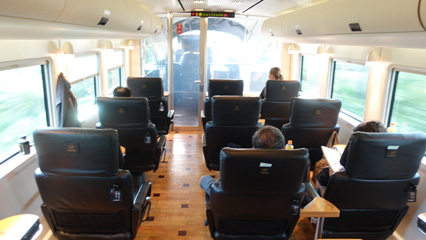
top-left (0, 148), bottom-right (37, 182)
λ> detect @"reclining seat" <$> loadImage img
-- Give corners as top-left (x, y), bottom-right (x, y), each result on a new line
top-left (97, 97), bottom-right (166, 174)
top-left (203, 96), bottom-right (262, 171)
top-left (260, 80), bottom-right (300, 129)
top-left (34, 128), bottom-right (151, 240)
top-left (202, 79), bottom-right (244, 130)
top-left (322, 132), bottom-right (426, 240)
top-left (206, 148), bottom-right (310, 239)
top-left (127, 77), bottom-right (174, 135)
top-left (282, 98), bottom-right (341, 167)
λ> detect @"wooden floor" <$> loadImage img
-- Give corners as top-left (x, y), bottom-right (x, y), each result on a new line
top-left (137, 130), bottom-right (315, 240)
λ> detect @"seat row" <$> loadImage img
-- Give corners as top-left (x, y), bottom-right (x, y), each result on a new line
top-left (32, 127), bottom-right (426, 239)
top-left (205, 132), bottom-right (426, 239)
top-left (201, 79), bottom-right (301, 130)
top-left (203, 94), bottom-right (341, 170)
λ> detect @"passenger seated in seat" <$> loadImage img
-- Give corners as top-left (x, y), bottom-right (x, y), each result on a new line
top-left (316, 121), bottom-right (387, 195)
top-left (113, 86), bottom-right (132, 97)
top-left (260, 67), bottom-right (283, 99)
top-left (200, 125), bottom-right (286, 197)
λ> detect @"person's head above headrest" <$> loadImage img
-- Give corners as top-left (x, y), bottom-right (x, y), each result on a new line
top-left (252, 125), bottom-right (285, 149)
top-left (353, 120), bottom-right (387, 133)
top-left (269, 67), bottom-right (283, 80)
top-left (113, 87), bottom-right (132, 97)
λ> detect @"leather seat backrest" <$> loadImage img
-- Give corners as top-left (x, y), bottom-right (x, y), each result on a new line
top-left (34, 128), bottom-right (121, 177)
top-left (97, 97), bottom-right (150, 128)
top-left (265, 80), bottom-right (300, 101)
top-left (220, 148), bottom-right (309, 194)
top-left (342, 132), bottom-right (426, 180)
top-left (289, 98), bottom-right (341, 128)
top-left (211, 96), bottom-right (261, 126)
top-left (127, 77), bottom-right (164, 99)
top-left (207, 79), bottom-right (244, 99)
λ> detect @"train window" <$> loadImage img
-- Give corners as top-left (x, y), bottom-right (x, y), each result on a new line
top-left (206, 17), bottom-right (280, 93)
top-left (68, 53), bottom-right (99, 122)
top-left (388, 70), bottom-right (426, 133)
top-left (71, 77), bottom-right (97, 122)
top-left (143, 17), bottom-right (168, 91)
top-left (106, 50), bottom-right (124, 94)
top-left (331, 60), bottom-right (370, 120)
top-left (108, 67), bottom-right (122, 94)
top-left (300, 54), bottom-right (320, 97)
top-left (0, 63), bottom-right (50, 162)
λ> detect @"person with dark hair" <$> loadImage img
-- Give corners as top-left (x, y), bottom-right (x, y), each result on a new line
top-left (199, 125), bottom-right (286, 199)
top-left (252, 125), bottom-right (286, 149)
top-left (113, 86), bottom-right (132, 97)
top-left (260, 67), bottom-right (284, 99)
top-left (316, 120), bottom-right (387, 194)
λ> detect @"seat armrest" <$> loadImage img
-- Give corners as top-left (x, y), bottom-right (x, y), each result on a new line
top-left (202, 134), bottom-right (207, 148)
top-left (157, 135), bottom-right (167, 150)
top-left (201, 109), bottom-right (205, 118)
top-left (305, 181), bottom-right (319, 200)
top-left (134, 182), bottom-right (152, 206)
top-left (132, 182), bottom-right (152, 238)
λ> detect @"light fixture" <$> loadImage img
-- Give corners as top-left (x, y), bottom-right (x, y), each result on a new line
top-left (317, 45), bottom-right (326, 54)
top-left (193, 0), bottom-right (205, 3)
top-left (365, 48), bottom-right (389, 66)
top-left (62, 41), bottom-right (74, 55)
top-left (288, 43), bottom-right (300, 54)
top-left (366, 49), bottom-right (379, 62)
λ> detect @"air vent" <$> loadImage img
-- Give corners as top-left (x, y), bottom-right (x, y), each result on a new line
top-left (296, 29), bottom-right (302, 35)
top-left (137, 25), bottom-right (142, 31)
top-left (349, 23), bottom-right (362, 32)
top-left (97, 17), bottom-right (109, 26)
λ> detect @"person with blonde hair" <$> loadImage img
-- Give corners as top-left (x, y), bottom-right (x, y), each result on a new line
top-left (260, 67), bottom-right (283, 99)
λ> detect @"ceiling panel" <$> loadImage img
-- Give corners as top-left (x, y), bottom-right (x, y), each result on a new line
top-left (136, 0), bottom-right (330, 17)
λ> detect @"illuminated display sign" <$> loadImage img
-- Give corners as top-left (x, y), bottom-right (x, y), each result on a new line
top-left (191, 11), bottom-right (235, 18)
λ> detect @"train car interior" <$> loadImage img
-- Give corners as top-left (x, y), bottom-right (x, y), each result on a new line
top-left (0, 0), bottom-right (426, 239)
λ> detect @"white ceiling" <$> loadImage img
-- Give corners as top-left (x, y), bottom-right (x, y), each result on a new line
top-left (136, 0), bottom-right (329, 17)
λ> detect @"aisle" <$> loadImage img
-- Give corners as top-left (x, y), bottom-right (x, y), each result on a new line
top-left (137, 130), bottom-right (315, 240)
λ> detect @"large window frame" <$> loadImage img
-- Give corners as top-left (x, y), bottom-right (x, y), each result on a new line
top-left (387, 67), bottom-right (426, 133)
top-left (0, 59), bottom-right (52, 163)
top-left (300, 54), bottom-right (321, 97)
top-left (330, 59), bottom-right (370, 121)
top-left (68, 53), bottom-right (100, 123)
top-left (106, 49), bottom-right (124, 95)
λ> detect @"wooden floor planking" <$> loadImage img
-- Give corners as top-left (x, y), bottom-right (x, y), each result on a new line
top-left (136, 130), bottom-right (315, 240)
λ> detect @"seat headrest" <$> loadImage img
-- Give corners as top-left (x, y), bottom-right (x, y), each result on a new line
top-left (127, 77), bottom-right (164, 99)
top-left (265, 80), bottom-right (300, 101)
top-left (220, 148), bottom-right (309, 194)
top-left (343, 132), bottom-right (426, 180)
top-left (289, 98), bottom-right (341, 128)
top-left (211, 96), bottom-right (261, 126)
top-left (34, 128), bottom-right (120, 176)
top-left (208, 79), bottom-right (244, 99)
top-left (97, 97), bottom-right (150, 128)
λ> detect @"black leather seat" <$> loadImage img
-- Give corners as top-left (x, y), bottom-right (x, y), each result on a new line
top-left (203, 96), bottom-right (262, 171)
top-left (260, 80), bottom-right (300, 129)
top-left (206, 148), bottom-right (310, 239)
top-left (282, 98), bottom-right (341, 167)
top-left (97, 97), bottom-right (166, 174)
top-left (34, 128), bottom-right (151, 240)
top-left (127, 77), bottom-right (174, 135)
top-left (202, 79), bottom-right (244, 130)
top-left (322, 132), bottom-right (426, 239)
